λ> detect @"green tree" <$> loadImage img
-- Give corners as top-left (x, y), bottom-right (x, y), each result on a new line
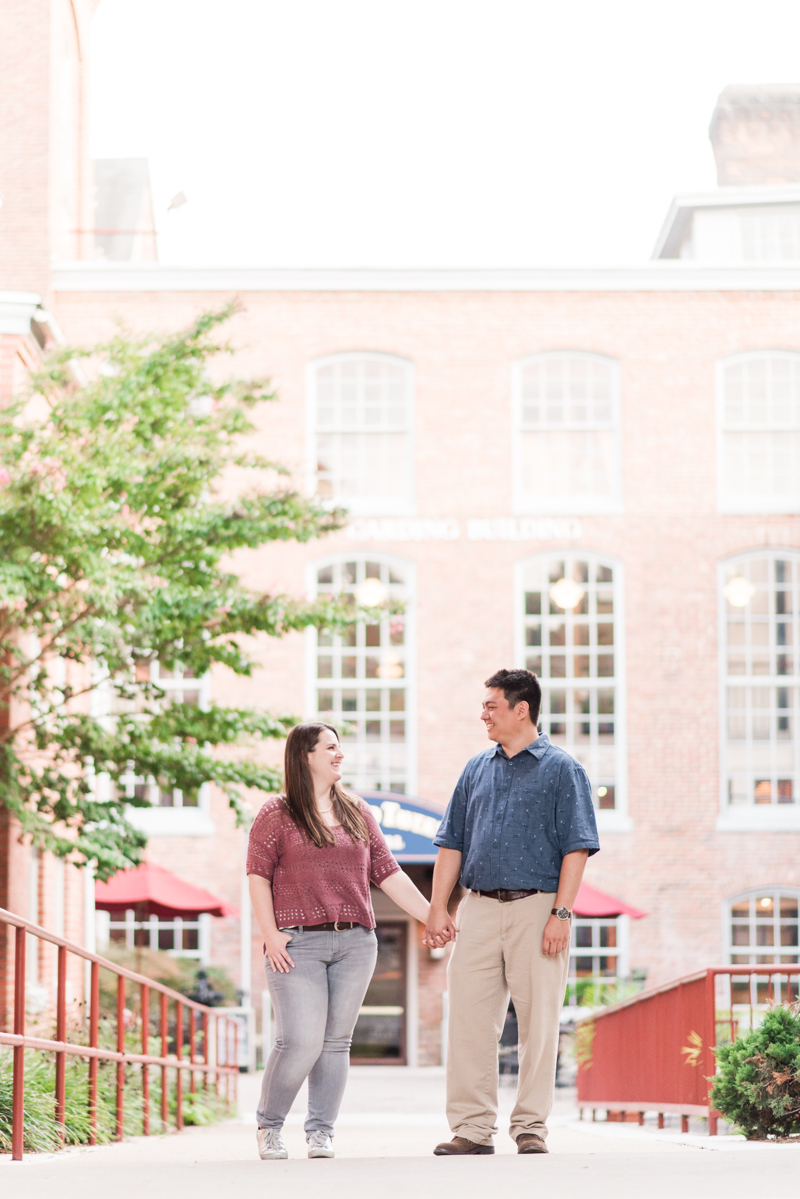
top-left (0, 306), bottom-right (349, 879)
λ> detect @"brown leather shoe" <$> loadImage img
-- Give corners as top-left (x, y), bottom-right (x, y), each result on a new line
top-left (433, 1136), bottom-right (495, 1156)
top-left (516, 1133), bottom-right (548, 1154)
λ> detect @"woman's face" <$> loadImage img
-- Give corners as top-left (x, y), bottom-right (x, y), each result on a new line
top-left (307, 730), bottom-right (344, 789)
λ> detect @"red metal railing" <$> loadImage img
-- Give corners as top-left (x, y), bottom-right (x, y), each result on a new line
top-left (576, 964), bottom-right (800, 1134)
top-left (1, 906), bottom-right (239, 1161)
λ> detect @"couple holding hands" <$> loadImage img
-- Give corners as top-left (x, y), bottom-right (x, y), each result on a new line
top-left (247, 667), bottom-right (599, 1160)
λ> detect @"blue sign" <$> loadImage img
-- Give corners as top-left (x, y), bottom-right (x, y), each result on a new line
top-left (360, 791), bottom-right (443, 862)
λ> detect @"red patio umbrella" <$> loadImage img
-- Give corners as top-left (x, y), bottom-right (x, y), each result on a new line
top-left (95, 862), bottom-right (239, 920)
top-left (573, 881), bottom-right (646, 919)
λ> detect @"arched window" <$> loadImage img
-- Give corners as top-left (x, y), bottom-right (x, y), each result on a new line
top-left (516, 551), bottom-right (626, 821)
top-left (727, 889), bottom-right (800, 966)
top-left (308, 353), bottom-right (414, 515)
top-left (717, 352), bottom-right (800, 513)
top-left (307, 554), bottom-right (415, 794)
top-left (513, 352), bottom-right (621, 514)
top-left (721, 551), bottom-right (800, 813)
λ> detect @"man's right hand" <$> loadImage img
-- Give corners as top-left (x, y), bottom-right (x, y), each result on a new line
top-left (423, 905), bottom-right (458, 948)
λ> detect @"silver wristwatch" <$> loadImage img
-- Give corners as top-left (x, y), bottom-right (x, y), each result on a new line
top-left (551, 906), bottom-right (572, 920)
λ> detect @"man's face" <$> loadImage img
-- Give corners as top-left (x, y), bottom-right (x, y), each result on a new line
top-left (481, 688), bottom-right (525, 742)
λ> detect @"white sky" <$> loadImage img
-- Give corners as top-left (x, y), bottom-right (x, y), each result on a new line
top-left (91, 0), bottom-right (800, 268)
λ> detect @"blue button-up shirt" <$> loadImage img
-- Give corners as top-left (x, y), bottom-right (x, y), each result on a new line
top-left (433, 734), bottom-right (600, 892)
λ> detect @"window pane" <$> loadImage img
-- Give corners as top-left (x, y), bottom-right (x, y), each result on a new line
top-left (311, 559), bottom-right (410, 792)
top-left (721, 354), bottom-right (800, 505)
top-left (522, 555), bottom-right (620, 810)
top-left (724, 553), bottom-right (800, 807)
top-left (314, 357), bottom-right (412, 506)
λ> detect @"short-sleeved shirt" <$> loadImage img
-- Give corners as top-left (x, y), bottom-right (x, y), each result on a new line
top-left (246, 796), bottom-right (400, 928)
top-left (433, 733), bottom-right (600, 892)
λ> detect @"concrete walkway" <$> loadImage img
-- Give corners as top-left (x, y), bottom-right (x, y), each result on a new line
top-left (3, 1067), bottom-right (799, 1199)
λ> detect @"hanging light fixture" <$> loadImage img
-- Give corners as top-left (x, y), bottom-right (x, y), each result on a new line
top-left (549, 577), bottom-right (585, 611)
top-left (377, 652), bottom-right (404, 679)
top-left (355, 576), bottom-right (387, 607)
top-left (723, 576), bottom-right (755, 608)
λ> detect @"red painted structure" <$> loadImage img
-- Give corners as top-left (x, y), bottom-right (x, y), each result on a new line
top-left (0, 906), bottom-right (240, 1161)
top-left (576, 965), bottom-right (800, 1134)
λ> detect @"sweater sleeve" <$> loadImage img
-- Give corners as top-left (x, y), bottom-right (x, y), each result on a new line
top-left (245, 801), bottom-right (283, 881)
top-left (361, 803), bottom-right (401, 886)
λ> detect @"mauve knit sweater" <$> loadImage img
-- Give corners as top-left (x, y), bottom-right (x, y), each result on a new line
top-left (245, 796), bottom-right (400, 928)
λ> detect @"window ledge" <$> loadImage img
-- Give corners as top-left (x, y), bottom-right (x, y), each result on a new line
top-left (126, 806), bottom-right (216, 837)
top-left (716, 808), bottom-right (800, 832)
top-left (595, 810), bottom-right (633, 833)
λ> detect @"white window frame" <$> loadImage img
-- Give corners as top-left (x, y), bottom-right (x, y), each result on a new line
top-left (125, 662), bottom-right (215, 836)
top-left (305, 551), bottom-right (417, 795)
top-left (512, 351), bottom-right (622, 516)
top-left (716, 350), bottom-right (800, 514)
top-left (514, 549), bottom-right (630, 832)
top-left (568, 914), bottom-right (629, 988)
top-left (306, 351), bottom-right (415, 517)
top-left (724, 888), bottom-right (800, 975)
top-left (717, 548), bottom-right (800, 831)
top-left (96, 908), bottom-right (212, 964)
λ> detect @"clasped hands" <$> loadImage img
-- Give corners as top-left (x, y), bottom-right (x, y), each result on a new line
top-left (422, 906), bottom-right (457, 949)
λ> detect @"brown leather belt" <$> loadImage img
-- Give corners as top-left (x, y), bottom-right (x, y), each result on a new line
top-left (473, 888), bottom-right (541, 902)
top-left (286, 921), bottom-right (362, 932)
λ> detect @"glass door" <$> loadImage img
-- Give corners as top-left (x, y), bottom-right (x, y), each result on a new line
top-left (351, 922), bottom-right (407, 1063)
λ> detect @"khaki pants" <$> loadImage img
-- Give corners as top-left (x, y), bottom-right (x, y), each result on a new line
top-left (445, 890), bottom-right (569, 1145)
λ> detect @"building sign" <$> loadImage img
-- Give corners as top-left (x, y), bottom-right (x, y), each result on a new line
top-left (361, 792), bottom-right (443, 862)
top-left (346, 517), bottom-right (582, 543)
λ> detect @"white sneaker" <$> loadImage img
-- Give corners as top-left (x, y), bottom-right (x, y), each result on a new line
top-left (257, 1128), bottom-right (288, 1159)
top-left (307, 1131), bottom-right (335, 1158)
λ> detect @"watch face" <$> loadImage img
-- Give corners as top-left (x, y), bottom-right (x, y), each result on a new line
top-left (555, 907), bottom-right (570, 920)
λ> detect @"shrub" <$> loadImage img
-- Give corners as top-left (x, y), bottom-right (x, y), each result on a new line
top-left (710, 1003), bottom-right (800, 1139)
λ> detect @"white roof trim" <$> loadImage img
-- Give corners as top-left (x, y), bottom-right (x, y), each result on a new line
top-left (653, 186), bottom-right (800, 259)
top-left (51, 263), bottom-right (800, 293)
top-left (0, 291), bottom-right (43, 335)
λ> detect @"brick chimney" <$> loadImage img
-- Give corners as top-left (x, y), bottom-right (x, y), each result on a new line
top-left (709, 84), bottom-right (800, 186)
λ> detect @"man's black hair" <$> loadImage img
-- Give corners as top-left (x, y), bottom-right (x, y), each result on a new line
top-left (484, 668), bottom-right (541, 725)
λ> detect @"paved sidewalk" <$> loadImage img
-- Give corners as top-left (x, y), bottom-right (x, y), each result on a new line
top-left (3, 1067), bottom-right (799, 1199)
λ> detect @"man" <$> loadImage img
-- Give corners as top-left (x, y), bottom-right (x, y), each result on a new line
top-left (424, 668), bottom-right (599, 1156)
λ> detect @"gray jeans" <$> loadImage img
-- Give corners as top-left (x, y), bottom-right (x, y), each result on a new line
top-left (257, 925), bottom-right (378, 1137)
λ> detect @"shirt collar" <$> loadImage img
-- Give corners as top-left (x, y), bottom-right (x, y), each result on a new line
top-left (491, 732), bottom-right (551, 761)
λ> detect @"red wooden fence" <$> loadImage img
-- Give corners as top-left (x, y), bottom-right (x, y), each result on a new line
top-left (576, 964), bottom-right (800, 1134)
top-left (1, 905), bottom-right (239, 1161)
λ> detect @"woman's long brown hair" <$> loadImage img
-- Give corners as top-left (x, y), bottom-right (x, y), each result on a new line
top-left (282, 722), bottom-right (369, 848)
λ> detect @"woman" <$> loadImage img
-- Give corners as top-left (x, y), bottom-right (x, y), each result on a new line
top-left (247, 722), bottom-right (431, 1160)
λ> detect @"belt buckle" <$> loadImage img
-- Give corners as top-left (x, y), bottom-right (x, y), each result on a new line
top-left (334, 920), bottom-right (343, 931)
top-left (497, 890), bottom-right (510, 903)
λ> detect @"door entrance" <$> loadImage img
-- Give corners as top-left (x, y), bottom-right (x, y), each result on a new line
top-left (351, 921), bottom-right (407, 1063)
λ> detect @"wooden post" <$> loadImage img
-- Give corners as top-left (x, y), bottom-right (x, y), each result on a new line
top-left (11, 926), bottom-right (26, 1161)
top-left (88, 960), bottom-right (99, 1145)
top-left (55, 944), bottom-right (67, 1145)
top-left (141, 983), bottom-right (150, 1135)
top-left (202, 1010), bottom-right (209, 1092)
top-left (175, 1001), bottom-right (183, 1130)
top-left (115, 973), bottom-right (126, 1139)
top-left (189, 1007), bottom-right (196, 1094)
top-left (160, 991), bottom-right (168, 1132)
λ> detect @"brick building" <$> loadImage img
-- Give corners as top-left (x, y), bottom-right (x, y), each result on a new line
top-left (2, 0), bottom-right (799, 1062)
